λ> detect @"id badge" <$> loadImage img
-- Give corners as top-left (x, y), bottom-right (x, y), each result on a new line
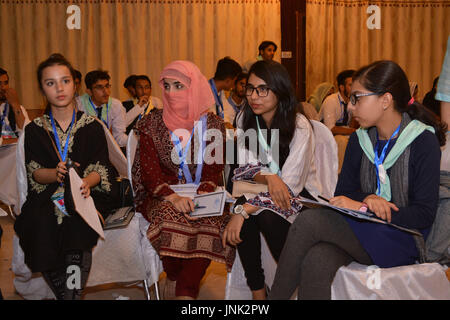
top-left (51, 191), bottom-right (69, 216)
top-left (378, 164), bottom-right (386, 184)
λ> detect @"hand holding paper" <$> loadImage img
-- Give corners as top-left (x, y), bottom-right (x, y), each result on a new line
top-left (69, 168), bottom-right (105, 239)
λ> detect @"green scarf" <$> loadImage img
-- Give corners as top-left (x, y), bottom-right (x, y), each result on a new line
top-left (357, 120), bottom-right (435, 201)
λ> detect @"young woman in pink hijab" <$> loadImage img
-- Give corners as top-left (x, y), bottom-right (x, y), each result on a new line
top-left (131, 61), bottom-right (234, 300)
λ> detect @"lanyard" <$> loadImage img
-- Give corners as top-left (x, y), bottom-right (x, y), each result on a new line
top-left (89, 97), bottom-right (109, 128)
top-left (227, 95), bottom-right (241, 114)
top-left (209, 79), bottom-right (224, 119)
top-left (138, 99), bottom-right (154, 120)
top-left (170, 115), bottom-right (207, 184)
top-left (49, 109), bottom-right (76, 162)
top-left (337, 94), bottom-right (348, 124)
top-left (256, 117), bottom-right (280, 175)
top-left (374, 124), bottom-right (401, 196)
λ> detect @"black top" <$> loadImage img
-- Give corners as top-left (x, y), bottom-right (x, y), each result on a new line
top-left (335, 130), bottom-right (441, 229)
top-left (14, 112), bottom-right (117, 272)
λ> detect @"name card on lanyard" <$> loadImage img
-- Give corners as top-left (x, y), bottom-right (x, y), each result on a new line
top-left (170, 115), bottom-right (207, 185)
top-left (89, 97), bottom-right (109, 128)
top-left (374, 124), bottom-right (401, 196)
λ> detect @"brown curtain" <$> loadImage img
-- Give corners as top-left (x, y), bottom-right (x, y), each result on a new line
top-left (306, 0), bottom-right (450, 102)
top-left (0, 0), bottom-right (281, 110)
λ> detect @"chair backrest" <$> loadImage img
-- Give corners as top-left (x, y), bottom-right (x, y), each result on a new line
top-left (126, 129), bottom-right (139, 196)
top-left (94, 119), bottom-right (128, 178)
top-left (16, 127), bottom-right (27, 215)
top-left (310, 120), bottom-right (339, 199)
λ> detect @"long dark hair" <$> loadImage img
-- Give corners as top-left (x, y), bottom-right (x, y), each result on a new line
top-left (241, 60), bottom-right (307, 167)
top-left (37, 53), bottom-right (77, 113)
top-left (353, 60), bottom-right (447, 146)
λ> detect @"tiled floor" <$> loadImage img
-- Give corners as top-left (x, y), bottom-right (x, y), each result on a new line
top-left (0, 209), bottom-right (228, 300)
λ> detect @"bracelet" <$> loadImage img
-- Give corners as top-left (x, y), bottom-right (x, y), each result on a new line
top-left (359, 202), bottom-right (368, 212)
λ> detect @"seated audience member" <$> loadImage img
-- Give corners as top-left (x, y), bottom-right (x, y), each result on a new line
top-left (74, 69), bottom-right (82, 97)
top-left (123, 74), bottom-right (138, 104)
top-left (422, 77), bottom-right (440, 118)
top-left (320, 69), bottom-right (358, 135)
top-left (0, 67), bottom-right (29, 144)
top-left (208, 57), bottom-right (242, 127)
top-left (132, 60), bottom-right (234, 300)
top-left (14, 53), bottom-right (117, 300)
top-left (269, 60), bottom-right (447, 300)
top-left (228, 72), bottom-right (248, 126)
top-left (76, 70), bottom-right (128, 148)
top-left (222, 60), bottom-right (323, 300)
top-left (300, 101), bottom-right (320, 121)
top-left (307, 82), bottom-right (335, 113)
top-left (124, 75), bottom-right (163, 134)
top-left (243, 41), bottom-right (278, 73)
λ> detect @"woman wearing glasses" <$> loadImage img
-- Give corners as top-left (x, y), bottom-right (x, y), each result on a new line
top-left (222, 60), bottom-right (323, 300)
top-left (269, 60), bottom-right (447, 300)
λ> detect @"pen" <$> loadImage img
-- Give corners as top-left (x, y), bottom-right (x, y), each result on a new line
top-left (318, 195), bottom-right (330, 202)
top-left (194, 205), bottom-right (207, 209)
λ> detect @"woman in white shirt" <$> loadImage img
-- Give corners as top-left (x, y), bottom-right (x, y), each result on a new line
top-left (222, 60), bottom-right (322, 300)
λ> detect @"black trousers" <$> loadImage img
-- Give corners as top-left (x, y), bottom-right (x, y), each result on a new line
top-left (237, 210), bottom-right (291, 291)
top-left (42, 250), bottom-right (92, 300)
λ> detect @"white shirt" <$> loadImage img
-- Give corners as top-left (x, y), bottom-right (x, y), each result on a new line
top-left (0, 102), bottom-right (30, 141)
top-left (76, 96), bottom-right (128, 147)
top-left (319, 92), bottom-right (350, 130)
top-left (125, 96), bottom-right (163, 126)
top-left (208, 90), bottom-right (238, 125)
top-left (235, 112), bottom-right (323, 222)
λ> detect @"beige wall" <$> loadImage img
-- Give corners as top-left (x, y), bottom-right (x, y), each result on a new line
top-left (306, 0), bottom-right (450, 102)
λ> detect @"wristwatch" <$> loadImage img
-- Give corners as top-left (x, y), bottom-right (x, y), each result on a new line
top-left (233, 204), bottom-right (249, 219)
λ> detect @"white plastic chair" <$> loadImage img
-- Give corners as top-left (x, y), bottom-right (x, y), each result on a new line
top-left (12, 120), bottom-right (163, 300)
top-left (126, 129), bottom-right (163, 299)
top-left (331, 262), bottom-right (450, 300)
top-left (225, 120), bottom-right (339, 299)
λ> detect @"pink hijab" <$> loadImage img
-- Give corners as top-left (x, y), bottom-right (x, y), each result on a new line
top-left (160, 61), bottom-right (214, 136)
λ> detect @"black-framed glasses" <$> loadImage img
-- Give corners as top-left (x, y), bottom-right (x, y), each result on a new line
top-left (245, 85), bottom-right (271, 97)
top-left (349, 92), bottom-right (378, 105)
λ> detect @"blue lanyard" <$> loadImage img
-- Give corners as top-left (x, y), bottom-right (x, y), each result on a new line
top-left (89, 97), bottom-right (109, 128)
top-left (49, 109), bottom-right (76, 162)
top-left (337, 94), bottom-right (346, 122)
top-left (227, 95), bottom-right (241, 114)
top-left (209, 79), bottom-right (224, 119)
top-left (170, 115), bottom-right (207, 184)
top-left (374, 124), bottom-right (401, 195)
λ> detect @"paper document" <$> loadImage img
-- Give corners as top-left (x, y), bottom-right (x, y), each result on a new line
top-left (298, 197), bottom-right (422, 236)
top-left (190, 190), bottom-right (227, 218)
top-left (69, 168), bottom-right (105, 239)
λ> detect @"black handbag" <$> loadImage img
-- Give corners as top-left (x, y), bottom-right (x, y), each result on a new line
top-left (110, 177), bottom-right (134, 209)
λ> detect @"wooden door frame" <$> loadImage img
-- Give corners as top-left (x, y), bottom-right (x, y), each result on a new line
top-left (280, 0), bottom-right (306, 101)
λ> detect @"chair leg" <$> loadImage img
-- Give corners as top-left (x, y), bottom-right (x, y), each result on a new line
top-left (7, 205), bottom-right (16, 220)
top-left (143, 279), bottom-right (151, 300)
top-left (154, 281), bottom-right (160, 300)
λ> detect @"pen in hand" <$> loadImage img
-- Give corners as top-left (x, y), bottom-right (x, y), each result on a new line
top-left (318, 195), bottom-right (330, 202)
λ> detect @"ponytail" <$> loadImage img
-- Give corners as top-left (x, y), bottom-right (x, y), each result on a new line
top-left (406, 101), bottom-right (447, 146)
